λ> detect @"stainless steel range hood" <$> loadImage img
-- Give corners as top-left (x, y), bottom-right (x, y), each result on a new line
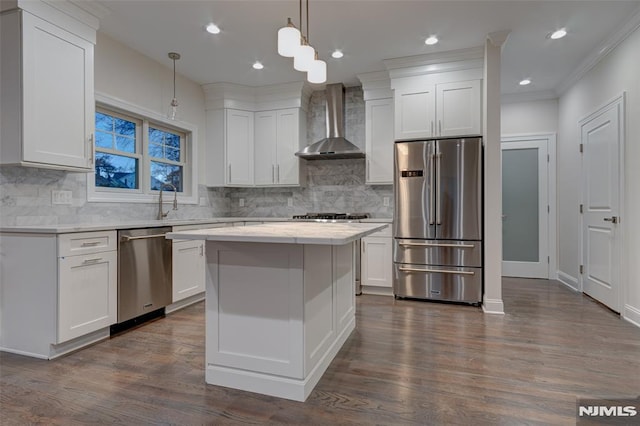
top-left (296, 83), bottom-right (364, 160)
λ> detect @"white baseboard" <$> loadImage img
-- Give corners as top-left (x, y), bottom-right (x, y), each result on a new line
top-left (482, 297), bottom-right (504, 314)
top-left (623, 304), bottom-right (640, 329)
top-left (165, 292), bottom-right (205, 314)
top-left (556, 270), bottom-right (579, 291)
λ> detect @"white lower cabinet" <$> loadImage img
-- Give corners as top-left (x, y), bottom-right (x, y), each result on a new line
top-left (361, 226), bottom-right (393, 295)
top-left (58, 250), bottom-right (117, 342)
top-left (0, 230), bottom-right (117, 359)
top-left (172, 239), bottom-right (205, 303)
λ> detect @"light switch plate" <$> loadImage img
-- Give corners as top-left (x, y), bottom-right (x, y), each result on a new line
top-left (383, 196), bottom-right (390, 207)
top-left (287, 198), bottom-right (293, 207)
top-left (52, 190), bottom-right (72, 205)
top-left (239, 198), bottom-right (245, 207)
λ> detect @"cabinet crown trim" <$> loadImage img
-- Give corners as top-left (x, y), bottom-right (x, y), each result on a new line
top-left (203, 82), bottom-right (312, 112)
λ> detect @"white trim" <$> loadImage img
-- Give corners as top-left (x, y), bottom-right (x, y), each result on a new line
top-left (501, 133), bottom-right (557, 280)
top-left (482, 298), bottom-right (504, 315)
top-left (88, 92), bottom-right (199, 205)
top-left (623, 305), bottom-right (640, 329)
top-left (556, 5), bottom-right (640, 95)
top-left (557, 271), bottom-right (579, 292)
top-left (578, 93), bottom-right (625, 312)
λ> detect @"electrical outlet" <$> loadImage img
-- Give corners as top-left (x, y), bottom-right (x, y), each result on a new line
top-left (383, 196), bottom-right (390, 207)
top-left (239, 198), bottom-right (245, 207)
top-left (199, 197), bottom-right (207, 206)
top-left (287, 197), bottom-right (293, 207)
top-left (52, 190), bottom-right (72, 205)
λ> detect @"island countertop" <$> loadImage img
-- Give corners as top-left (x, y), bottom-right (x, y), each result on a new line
top-left (166, 222), bottom-right (388, 245)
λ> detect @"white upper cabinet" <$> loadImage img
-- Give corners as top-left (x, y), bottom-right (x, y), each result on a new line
top-left (1, 9), bottom-right (95, 171)
top-left (253, 108), bottom-right (305, 186)
top-left (365, 98), bottom-right (394, 184)
top-left (394, 88), bottom-right (436, 141)
top-left (393, 79), bottom-right (482, 141)
top-left (204, 82), bottom-right (310, 188)
top-left (436, 80), bottom-right (482, 137)
top-left (225, 109), bottom-right (254, 186)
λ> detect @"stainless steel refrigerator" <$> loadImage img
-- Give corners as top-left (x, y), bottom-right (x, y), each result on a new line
top-left (393, 137), bottom-right (483, 304)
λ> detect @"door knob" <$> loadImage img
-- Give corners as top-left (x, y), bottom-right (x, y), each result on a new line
top-left (603, 216), bottom-right (618, 224)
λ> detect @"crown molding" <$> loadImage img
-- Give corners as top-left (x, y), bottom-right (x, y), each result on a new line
top-left (357, 71), bottom-right (392, 100)
top-left (555, 5), bottom-right (640, 96)
top-left (202, 81), bottom-right (311, 111)
top-left (501, 89), bottom-right (558, 105)
top-left (383, 46), bottom-right (484, 78)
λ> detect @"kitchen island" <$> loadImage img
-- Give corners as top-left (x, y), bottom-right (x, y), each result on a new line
top-left (167, 222), bottom-right (387, 401)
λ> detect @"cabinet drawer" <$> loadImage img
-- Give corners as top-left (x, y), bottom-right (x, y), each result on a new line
top-left (393, 263), bottom-right (482, 303)
top-left (393, 239), bottom-right (481, 267)
top-left (58, 231), bottom-right (117, 257)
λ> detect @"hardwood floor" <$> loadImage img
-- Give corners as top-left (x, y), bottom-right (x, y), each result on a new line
top-left (2, 278), bottom-right (639, 425)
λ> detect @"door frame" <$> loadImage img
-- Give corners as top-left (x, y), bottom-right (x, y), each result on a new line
top-left (501, 133), bottom-right (557, 280)
top-left (578, 93), bottom-right (625, 311)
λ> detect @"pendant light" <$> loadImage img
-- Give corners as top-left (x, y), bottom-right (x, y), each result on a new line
top-left (277, 0), bottom-right (327, 83)
top-left (168, 52), bottom-right (180, 120)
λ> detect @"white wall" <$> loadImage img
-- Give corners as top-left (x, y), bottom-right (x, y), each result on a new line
top-left (557, 26), bottom-right (640, 325)
top-left (501, 99), bottom-right (558, 136)
top-left (94, 33), bottom-right (207, 184)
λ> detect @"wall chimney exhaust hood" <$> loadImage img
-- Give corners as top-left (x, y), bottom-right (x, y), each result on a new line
top-left (296, 83), bottom-right (364, 160)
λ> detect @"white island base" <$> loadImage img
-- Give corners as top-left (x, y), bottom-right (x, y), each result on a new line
top-left (205, 240), bottom-right (356, 402)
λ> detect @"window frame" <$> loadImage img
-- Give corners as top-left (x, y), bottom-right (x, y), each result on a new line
top-left (88, 93), bottom-right (198, 205)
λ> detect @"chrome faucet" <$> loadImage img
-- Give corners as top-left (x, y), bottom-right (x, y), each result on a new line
top-left (157, 182), bottom-right (178, 220)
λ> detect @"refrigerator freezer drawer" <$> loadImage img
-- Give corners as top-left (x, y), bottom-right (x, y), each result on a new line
top-left (393, 239), bottom-right (482, 267)
top-left (393, 263), bottom-right (482, 303)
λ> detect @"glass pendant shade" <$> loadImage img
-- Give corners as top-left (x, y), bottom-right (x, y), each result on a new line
top-left (307, 58), bottom-right (326, 83)
top-left (277, 20), bottom-right (301, 57)
top-left (294, 44), bottom-right (315, 72)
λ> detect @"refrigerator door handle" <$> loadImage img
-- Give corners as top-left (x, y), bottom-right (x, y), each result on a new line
top-left (429, 150), bottom-right (435, 225)
top-left (436, 151), bottom-right (442, 225)
top-left (399, 242), bottom-right (475, 248)
top-left (399, 267), bottom-right (475, 276)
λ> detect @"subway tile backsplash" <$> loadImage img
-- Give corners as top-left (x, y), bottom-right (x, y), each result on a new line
top-left (0, 86), bottom-right (392, 226)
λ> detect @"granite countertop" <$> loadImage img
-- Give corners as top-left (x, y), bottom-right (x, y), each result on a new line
top-left (167, 222), bottom-right (388, 245)
top-left (0, 217), bottom-right (393, 234)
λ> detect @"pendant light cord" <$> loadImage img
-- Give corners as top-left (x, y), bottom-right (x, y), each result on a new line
top-left (173, 57), bottom-right (176, 99)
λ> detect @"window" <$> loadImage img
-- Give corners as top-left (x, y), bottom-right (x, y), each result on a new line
top-left (88, 98), bottom-right (197, 204)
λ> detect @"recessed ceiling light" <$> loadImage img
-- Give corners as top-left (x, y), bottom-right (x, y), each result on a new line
top-left (548, 28), bottom-right (567, 40)
top-left (252, 61), bottom-right (264, 70)
top-left (519, 79), bottom-right (531, 86)
top-left (425, 36), bottom-right (439, 45)
top-left (206, 23), bottom-right (221, 34)
top-left (331, 50), bottom-right (344, 59)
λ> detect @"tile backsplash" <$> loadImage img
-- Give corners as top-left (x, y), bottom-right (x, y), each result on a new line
top-left (0, 86), bottom-right (392, 226)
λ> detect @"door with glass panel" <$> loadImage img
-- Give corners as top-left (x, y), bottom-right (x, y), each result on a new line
top-left (501, 139), bottom-right (549, 278)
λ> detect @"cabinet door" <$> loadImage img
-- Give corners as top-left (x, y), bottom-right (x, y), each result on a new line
top-left (226, 109), bottom-right (254, 185)
top-left (436, 80), bottom-right (481, 137)
top-left (361, 237), bottom-right (392, 288)
top-left (254, 111), bottom-right (277, 185)
top-left (365, 99), bottom-right (394, 184)
top-left (275, 108), bottom-right (301, 185)
top-left (58, 250), bottom-right (117, 343)
top-left (22, 12), bottom-right (94, 170)
top-left (172, 240), bottom-right (205, 302)
top-left (394, 88), bottom-right (435, 141)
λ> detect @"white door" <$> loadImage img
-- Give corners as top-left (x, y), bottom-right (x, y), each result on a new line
top-left (254, 111), bottom-right (277, 185)
top-left (501, 139), bottom-right (549, 278)
top-left (581, 100), bottom-right (622, 312)
top-left (225, 109), bottom-right (254, 186)
top-left (394, 88), bottom-right (435, 140)
top-left (365, 98), bottom-right (394, 184)
top-left (275, 108), bottom-right (300, 185)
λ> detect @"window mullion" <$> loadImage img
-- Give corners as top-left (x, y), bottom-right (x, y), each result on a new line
top-left (142, 120), bottom-right (150, 194)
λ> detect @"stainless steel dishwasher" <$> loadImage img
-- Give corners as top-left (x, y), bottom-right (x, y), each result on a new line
top-left (117, 227), bottom-right (172, 323)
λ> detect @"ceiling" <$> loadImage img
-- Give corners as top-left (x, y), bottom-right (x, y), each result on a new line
top-left (94, 0), bottom-right (640, 97)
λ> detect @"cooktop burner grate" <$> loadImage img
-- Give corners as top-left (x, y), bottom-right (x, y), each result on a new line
top-left (292, 212), bottom-right (371, 220)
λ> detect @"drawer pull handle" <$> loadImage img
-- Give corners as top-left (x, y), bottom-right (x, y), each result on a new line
top-left (82, 258), bottom-right (102, 264)
top-left (399, 267), bottom-right (475, 276)
top-left (81, 241), bottom-right (101, 247)
top-left (399, 242), bottom-right (475, 248)
top-left (121, 234), bottom-right (167, 242)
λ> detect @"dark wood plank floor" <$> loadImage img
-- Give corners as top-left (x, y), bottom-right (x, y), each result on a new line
top-left (2, 278), bottom-right (640, 425)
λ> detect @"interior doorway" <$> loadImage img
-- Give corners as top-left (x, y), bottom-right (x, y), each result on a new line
top-left (501, 134), bottom-right (556, 279)
top-left (580, 95), bottom-right (624, 313)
